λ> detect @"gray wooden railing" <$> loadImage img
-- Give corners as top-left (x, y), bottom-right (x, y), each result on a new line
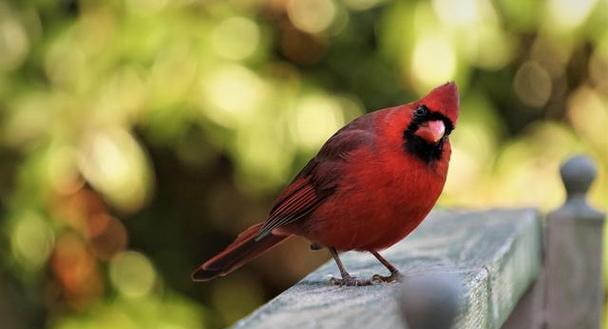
top-left (232, 155), bottom-right (605, 329)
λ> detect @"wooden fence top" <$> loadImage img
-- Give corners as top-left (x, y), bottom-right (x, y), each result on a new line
top-left (232, 208), bottom-right (542, 329)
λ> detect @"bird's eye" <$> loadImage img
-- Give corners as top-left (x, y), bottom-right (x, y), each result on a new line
top-left (414, 105), bottom-right (428, 117)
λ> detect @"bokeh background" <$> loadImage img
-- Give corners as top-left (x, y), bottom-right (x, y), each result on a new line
top-left (0, 0), bottom-right (606, 328)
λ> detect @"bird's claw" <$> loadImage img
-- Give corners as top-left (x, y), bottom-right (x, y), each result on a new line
top-left (329, 275), bottom-right (372, 286)
top-left (371, 271), bottom-right (402, 283)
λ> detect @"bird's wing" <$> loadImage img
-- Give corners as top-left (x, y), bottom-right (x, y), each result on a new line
top-left (255, 120), bottom-right (375, 240)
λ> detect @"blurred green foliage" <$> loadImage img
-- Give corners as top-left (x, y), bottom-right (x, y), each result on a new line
top-left (0, 0), bottom-right (606, 328)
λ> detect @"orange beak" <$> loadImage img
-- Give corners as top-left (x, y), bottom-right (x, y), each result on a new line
top-left (415, 120), bottom-right (446, 144)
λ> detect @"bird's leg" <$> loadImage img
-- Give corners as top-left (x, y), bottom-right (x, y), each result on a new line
top-left (370, 250), bottom-right (401, 283)
top-left (328, 248), bottom-right (372, 286)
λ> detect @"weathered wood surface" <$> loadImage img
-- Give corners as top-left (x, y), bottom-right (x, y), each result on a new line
top-left (232, 208), bottom-right (542, 329)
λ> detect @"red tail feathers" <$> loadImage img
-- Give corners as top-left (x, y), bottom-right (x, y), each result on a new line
top-left (191, 223), bottom-right (290, 282)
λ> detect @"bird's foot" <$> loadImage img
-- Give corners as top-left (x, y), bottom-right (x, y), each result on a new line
top-left (372, 271), bottom-right (402, 283)
top-left (329, 275), bottom-right (372, 286)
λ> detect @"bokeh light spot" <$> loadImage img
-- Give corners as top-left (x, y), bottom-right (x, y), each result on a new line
top-left (444, 144), bottom-right (480, 196)
top-left (52, 233), bottom-right (102, 306)
top-left (45, 38), bottom-right (87, 88)
top-left (547, 0), bottom-right (598, 30)
top-left (589, 42), bottom-right (608, 94)
top-left (472, 28), bottom-right (514, 70)
top-left (234, 127), bottom-right (292, 190)
top-left (0, 7), bottom-right (29, 71)
top-left (567, 86), bottom-right (608, 152)
top-left (287, 0), bottom-right (337, 34)
top-left (290, 95), bottom-right (344, 150)
top-left (78, 128), bottom-right (153, 212)
top-left (410, 35), bottom-right (457, 92)
top-left (211, 16), bottom-right (260, 61)
top-left (110, 251), bottom-right (156, 298)
top-left (88, 214), bottom-right (128, 261)
top-left (432, 0), bottom-right (478, 26)
top-left (513, 61), bottom-right (552, 107)
top-left (47, 146), bottom-right (84, 195)
top-left (11, 213), bottom-right (55, 269)
top-left (3, 93), bottom-right (53, 147)
top-left (201, 65), bottom-right (267, 126)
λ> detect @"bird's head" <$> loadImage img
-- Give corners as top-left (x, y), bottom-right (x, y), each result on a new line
top-left (402, 82), bottom-right (460, 163)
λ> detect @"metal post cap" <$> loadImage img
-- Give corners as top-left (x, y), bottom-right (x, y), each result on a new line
top-left (560, 155), bottom-right (596, 198)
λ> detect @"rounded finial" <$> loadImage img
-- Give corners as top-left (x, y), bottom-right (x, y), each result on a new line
top-left (399, 272), bottom-right (463, 329)
top-left (560, 155), bottom-right (597, 198)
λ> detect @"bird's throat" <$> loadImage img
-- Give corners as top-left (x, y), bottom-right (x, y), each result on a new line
top-left (403, 133), bottom-right (445, 164)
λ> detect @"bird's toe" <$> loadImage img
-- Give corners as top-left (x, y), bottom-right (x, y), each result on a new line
top-left (371, 272), bottom-right (402, 283)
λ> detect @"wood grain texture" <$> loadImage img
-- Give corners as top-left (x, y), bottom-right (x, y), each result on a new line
top-left (232, 208), bottom-right (542, 329)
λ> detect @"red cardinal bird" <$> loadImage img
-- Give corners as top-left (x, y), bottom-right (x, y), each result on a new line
top-left (193, 82), bottom-right (459, 286)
